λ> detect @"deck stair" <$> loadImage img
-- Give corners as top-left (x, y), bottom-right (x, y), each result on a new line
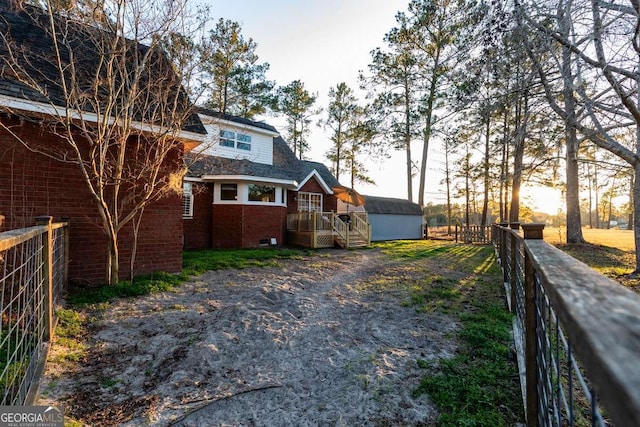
top-left (286, 212), bottom-right (371, 249)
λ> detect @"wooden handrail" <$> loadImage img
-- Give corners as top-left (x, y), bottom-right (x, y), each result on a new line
top-left (492, 223), bottom-right (640, 426)
top-left (526, 239), bottom-right (640, 426)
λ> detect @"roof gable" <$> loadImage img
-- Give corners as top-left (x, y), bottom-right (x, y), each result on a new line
top-left (297, 170), bottom-right (332, 193)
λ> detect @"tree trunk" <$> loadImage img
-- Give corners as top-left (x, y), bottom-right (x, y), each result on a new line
top-left (595, 166), bottom-right (600, 228)
top-left (481, 113), bottom-right (490, 226)
top-left (565, 129), bottom-right (584, 242)
top-left (107, 237), bottom-right (119, 285)
top-left (445, 141), bottom-right (452, 235)
top-left (405, 79), bottom-right (414, 202)
top-left (560, 0), bottom-right (585, 243)
top-left (417, 63), bottom-right (440, 207)
top-left (587, 161), bottom-right (593, 228)
top-left (465, 150), bottom-right (471, 226)
top-left (130, 207), bottom-right (145, 281)
top-left (633, 162), bottom-right (640, 274)
top-left (499, 107), bottom-right (509, 222)
top-left (510, 92), bottom-right (527, 223)
top-left (628, 173), bottom-right (634, 230)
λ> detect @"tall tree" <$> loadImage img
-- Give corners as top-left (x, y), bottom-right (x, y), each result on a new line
top-left (0, 0), bottom-right (207, 284)
top-left (321, 82), bottom-right (359, 181)
top-left (274, 80), bottom-right (319, 159)
top-left (400, 0), bottom-right (479, 207)
top-left (361, 24), bottom-right (423, 201)
top-left (200, 18), bottom-right (274, 118)
top-left (345, 108), bottom-right (377, 188)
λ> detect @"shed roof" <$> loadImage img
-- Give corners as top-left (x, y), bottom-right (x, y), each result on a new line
top-left (363, 196), bottom-right (424, 216)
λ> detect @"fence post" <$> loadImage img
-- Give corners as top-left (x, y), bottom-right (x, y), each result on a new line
top-left (35, 216), bottom-right (54, 342)
top-left (522, 223), bottom-right (545, 427)
top-left (61, 217), bottom-right (70, 285)
top-left (509, 223), bottom-right (520, 312)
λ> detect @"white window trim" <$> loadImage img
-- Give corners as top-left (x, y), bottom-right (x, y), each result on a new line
top-left (213, 182), bottom-right (287, 207)
top-left (298, 192), bottom-right (323, 212)
top-left (219, 129), bottom-right (252, 151)
top-left (183, 183), bottom-right (194, 219)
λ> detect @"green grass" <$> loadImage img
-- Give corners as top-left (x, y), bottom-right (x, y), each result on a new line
top-left (375, 241), bottom-right (522, 426)
top-left (67, 248), bottom-right (310, 307)
top-left (182, 247), bottom-right (307, 276)
top-left (374, 239), bottom-right (454, 260)
top-left (67, 271), bottom-right (187, 307)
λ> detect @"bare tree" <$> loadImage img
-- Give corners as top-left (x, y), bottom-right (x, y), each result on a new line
top-left (0, 0), bottom-right (208, 284)
top-left (516, 0), bottom-right (640, 269)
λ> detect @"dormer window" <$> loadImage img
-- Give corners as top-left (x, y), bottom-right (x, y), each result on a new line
top-left (219, 129), bottom-right (252, 151)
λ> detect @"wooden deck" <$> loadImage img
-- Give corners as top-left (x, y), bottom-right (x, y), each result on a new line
top-left (286, 212), bottom-right (370, 249)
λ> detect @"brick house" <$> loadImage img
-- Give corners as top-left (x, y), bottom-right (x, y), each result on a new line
top-left (0, 1), bottom-right (207, 284)
top-left (184, 110), bottom-right (344, 249)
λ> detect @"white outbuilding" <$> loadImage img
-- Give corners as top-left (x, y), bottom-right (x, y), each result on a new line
top-left (363, 196), bottom-right (424, 241)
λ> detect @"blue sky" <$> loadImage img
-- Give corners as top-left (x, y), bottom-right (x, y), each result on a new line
top-left (203, 0), bottom-right (412, 200)
top-left (201, 0), bottom-right (565, 213)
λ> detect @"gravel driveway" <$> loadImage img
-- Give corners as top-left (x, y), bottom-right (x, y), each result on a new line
top-left (39, 248), bottom-right (460, 426)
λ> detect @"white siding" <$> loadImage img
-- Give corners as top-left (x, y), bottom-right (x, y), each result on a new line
top-left (370, 214), bottom-right (423, 241)
top-left (196, 123), bottom-right (273, 165)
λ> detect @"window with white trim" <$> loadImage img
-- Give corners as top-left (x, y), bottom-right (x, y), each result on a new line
top-left (298, 192), bottom-right (323, 212)
top-left (219, 129), bottom-right (252, 151)
top-left (220, 183), bottom-right (238, 201)
top-left (248, 184), bottom-right (276, 202)
top-left (183, 182), bottom-right (194, 218)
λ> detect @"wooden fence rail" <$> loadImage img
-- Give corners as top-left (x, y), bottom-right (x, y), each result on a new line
top-left (0, 216), bottom-right (69, 405)
top-left (492, 223), bottom-right (640, 427)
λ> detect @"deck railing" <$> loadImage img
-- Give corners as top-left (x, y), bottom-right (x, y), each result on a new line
top-left (286, 212), bottom-right (371, 248)
top-left (0, 216), bottom-right (69, 405)
top-left (350, 212), bottom-right (371, 246)
top-left (493, 223), bottom-right (640, 427)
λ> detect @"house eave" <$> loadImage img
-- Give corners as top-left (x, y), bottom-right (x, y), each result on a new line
top-left (198, 113), bottom-right (280, 138)
top-left (0, 94), bottom-right (208, 144)
top-left (200, 174), bottom-right (298, 189)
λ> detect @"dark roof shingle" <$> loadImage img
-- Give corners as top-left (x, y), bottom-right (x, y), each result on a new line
top-left (188, 129), bottom-right (339, 189)
top-left (0, 1), bottom-right (205, 134)
top-left (363, 196), bottom-right (424, 215)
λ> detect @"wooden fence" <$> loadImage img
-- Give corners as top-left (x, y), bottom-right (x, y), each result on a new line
top-left (425, 224), bottom-right (493, 244)
top-left (493, 223), bottom-right (640, 426)
top-left (0, 216), bottom-right (69, 405)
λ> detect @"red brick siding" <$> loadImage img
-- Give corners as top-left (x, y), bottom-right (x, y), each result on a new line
top-left (211, 204), bottom-right (243, 248)
top-left (289, 178), bottom-right (337, 213)
top-left (240, 205), bottom-right (286, 247)
top-left (183, 183), bottom-right (212, 249)
top-left (211, 204), bottom-right (286, 249)
top-left (0, 118), bottom-right (184, 285)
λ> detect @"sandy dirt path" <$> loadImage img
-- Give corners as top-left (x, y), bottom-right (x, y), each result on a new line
top-left (39, 249), bottom-right (459, 426)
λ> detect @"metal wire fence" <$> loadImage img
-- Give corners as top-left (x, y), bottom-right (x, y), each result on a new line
top-left (0, 217), bottom-right (68, 405)
top-left (493, 223), bottom-right (640, 427)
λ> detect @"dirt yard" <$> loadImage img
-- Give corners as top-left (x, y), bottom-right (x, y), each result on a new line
top-left (38, 249), bottom-right (462, 426)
